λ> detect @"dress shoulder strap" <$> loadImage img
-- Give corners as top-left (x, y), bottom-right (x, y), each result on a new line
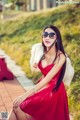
top-left (57, 52), bottom-right (64, 57)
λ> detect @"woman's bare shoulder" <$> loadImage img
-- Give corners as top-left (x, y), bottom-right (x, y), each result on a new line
top-left (59, 50), bottom-right (65, 60)
top-left (54, 50), bottom-right (66, 64)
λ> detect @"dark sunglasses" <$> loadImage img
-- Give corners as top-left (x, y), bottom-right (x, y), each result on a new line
top-left (42, 32), bottom-right (56, 39)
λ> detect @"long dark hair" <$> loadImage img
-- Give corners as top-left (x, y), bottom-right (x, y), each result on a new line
top-left (41, 25), bottom-right (66, 92)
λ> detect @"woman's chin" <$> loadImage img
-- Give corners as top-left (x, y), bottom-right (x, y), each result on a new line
top-left (45, 44), bottom-right (52, 48)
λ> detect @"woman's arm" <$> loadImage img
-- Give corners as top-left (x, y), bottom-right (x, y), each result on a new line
top-left (25, 54), bottom-right (66, 95)
top-left (34, 54), bottom-right (66, 92)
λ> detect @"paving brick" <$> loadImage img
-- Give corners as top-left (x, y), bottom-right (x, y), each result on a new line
top-left (7, 89), bottom-right (25, 94)
top-left (0, 92), bottom-right (9, 97)
top-left (0, 106), bottom-right (6, 112)
top-left (0, 100), bottom-right (4, 106)
top-left (0, 89), bottom-right (7, 94)
top-left (4, 102), bottom-right (13, 108)
top-left (0, 82), bottom-right (5, 89)
top-left (2, 96), bottom-right (12, 103)
top-left (9, 92), bottom-right (25, 97)
top-left (4, 81), bottom-right (19, 86)
top-left (10, 95), bottom-right (21, 101)
top-left (6, 107), bottom-right (12, 112)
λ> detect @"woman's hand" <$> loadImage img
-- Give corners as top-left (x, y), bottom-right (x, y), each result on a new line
top-left (13, 94), bottom-right (26, 108)
top-left (13, 89), bottom-right (34, 108)
top-left (33, 63), bottom-right (38, 68)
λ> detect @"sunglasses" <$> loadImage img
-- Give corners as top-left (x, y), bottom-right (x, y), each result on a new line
top-left (42, 32), bottom-right (56, 39)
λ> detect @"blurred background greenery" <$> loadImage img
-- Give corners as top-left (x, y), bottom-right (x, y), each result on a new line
top-left (0, 1), bottom-right (80, 119)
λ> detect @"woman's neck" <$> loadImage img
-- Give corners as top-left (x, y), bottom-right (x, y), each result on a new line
top-left (46, 45), bottom-right (56, 57)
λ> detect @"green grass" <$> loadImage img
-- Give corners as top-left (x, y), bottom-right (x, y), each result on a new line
top-left (0, 4), bottom-right (80, 119)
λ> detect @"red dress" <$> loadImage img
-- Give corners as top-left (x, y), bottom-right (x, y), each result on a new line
top-left (20, 61), bottom-right (70, 120)
top-left (0, 58), bottom-right (14, 80)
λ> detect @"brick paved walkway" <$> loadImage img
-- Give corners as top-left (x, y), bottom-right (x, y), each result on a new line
top-left (0, 79), bottom-right (25, 113)
top-left (0, 49), bottom-right (34, 117)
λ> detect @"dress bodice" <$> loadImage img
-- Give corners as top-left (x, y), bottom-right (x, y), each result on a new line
top-left (38, 61), bottom-right (54, 76)
top-left (38, 60), bottom-right (62, 80)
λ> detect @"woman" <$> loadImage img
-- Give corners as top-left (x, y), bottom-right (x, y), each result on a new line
top-left (9, 25), bottom-right (70, 120)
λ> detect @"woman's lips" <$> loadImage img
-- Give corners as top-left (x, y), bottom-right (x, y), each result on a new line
top-left (45, 41), bottom-right (51, 44)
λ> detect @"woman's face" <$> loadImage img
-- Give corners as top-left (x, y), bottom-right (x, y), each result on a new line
top-left (42, 28), bottom-right (57, 48)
